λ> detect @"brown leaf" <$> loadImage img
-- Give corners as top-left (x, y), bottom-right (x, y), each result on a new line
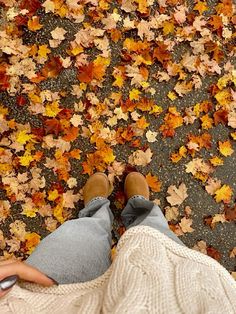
top-left (41, 56), bottom-right (63, 79)
top-left (207, 246), bottom-right (221, 261)
top-left (224, 205), bottom-right (236, 221)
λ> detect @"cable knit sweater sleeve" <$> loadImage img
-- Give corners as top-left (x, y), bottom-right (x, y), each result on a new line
top-left (1, 226), bottom-right (236, 314)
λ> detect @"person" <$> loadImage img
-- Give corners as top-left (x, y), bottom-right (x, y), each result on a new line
top-left (0, 172), bottom-right (236, 313)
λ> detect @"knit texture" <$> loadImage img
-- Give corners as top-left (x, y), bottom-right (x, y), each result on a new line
top-left (1, 226), bottom-right (236, 313)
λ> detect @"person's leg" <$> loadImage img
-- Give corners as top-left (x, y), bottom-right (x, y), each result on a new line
top-left (121, 173), bottom-right (184, 246)
top-left (26, 173), bottom-right (113, 284)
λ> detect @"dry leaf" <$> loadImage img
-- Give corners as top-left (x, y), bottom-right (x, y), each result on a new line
top-left (166, 183), bottom-right (188, 206)
top-left (179, 217), bottom-right (194, 233)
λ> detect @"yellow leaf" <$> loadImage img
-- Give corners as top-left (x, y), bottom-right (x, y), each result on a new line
top-left (215, 89), bottom-right (232, 107)
top-left (200, 114), bottom-right (213, 130)
top-left (167, 91), bottom-right (177, 101)
top-left (137, 0), bottom-right (148, 13)
top-left (70, 45), bottom-right (84, 56)
top-left (19, 152), bottom-right (34, 166)
top-left (113, 75), bottom-right (124, 88)
top-left (22, 207), bottom-right (38, 218)
top-left (218, 140), bottom-right (234, 157)
top-left (150, 105), bottom-right (163, 115)
top-left (45, 101), bottom-right (62, 117)
top-left (53, 204), bottom-right (65, 224)
top-left (48, 189), bottom-right (59, 201)
top-left (38, 45), bottom-right (51, 58)
top-left (163, 21), bottom-right (175, 35)
top-left (214, 185), bottom-right (233, 203)
top-left (129, 89), bottom-right (141, 101)
top-left (193, 1), bottom-right (208, 14)
top-left (217, 75), bottom-right (231, 90)
top-left (209, 156), bottom-right (224, 166)
top-left (170, 146), bottom-right (187, 163)
top-left (25, 232), bottom-right (41, 254)
top-left (27, 16), bottom-right (43, 32)
top-left (231, 132), bottom-right (236, 140)
top-left (16, 130), bottom-right (33, 145)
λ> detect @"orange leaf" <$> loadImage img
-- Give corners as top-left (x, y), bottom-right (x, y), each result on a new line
top-left (24, 232), bottom-right (41, 254)
top-left (69, 149), bottom-right (81, 159)
top-left (27, 16), bottom-right (43, 31)
top-left (62, 126), bottom-right (79, 142)
top-left (146, 173), bottom-right (162, 192)
top-left (77, 63), bottom-right (94, 83)
top-left (41, 56), bottom-right (63, 78)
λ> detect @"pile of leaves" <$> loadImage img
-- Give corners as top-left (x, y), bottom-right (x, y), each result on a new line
top-left (0, 0), bottom-right (236, 274)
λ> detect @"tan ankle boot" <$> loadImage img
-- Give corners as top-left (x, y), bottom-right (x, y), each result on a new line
top-left (124, 172), bottom-right (149, 200)
top-left (83, 173), bottom-right (110, 205)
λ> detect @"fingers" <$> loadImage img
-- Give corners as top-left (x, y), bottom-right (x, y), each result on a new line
top-left (0, 261), bottom-right (54, 287)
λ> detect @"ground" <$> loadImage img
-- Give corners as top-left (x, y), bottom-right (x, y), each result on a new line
top-left (0, 0), bottom-right (236, 275)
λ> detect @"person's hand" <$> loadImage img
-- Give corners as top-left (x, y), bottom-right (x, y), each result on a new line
top-left (0, 259), bottom-right (54, 298)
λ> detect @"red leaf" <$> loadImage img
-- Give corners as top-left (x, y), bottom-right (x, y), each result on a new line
top-left (0, 64), bottom-right (10, 91)
top-left (57, 108), bottom-right (73, 120)
top-left (19, 0), bottom-right (41, 15)
top-left (207, 246), bottom-right (221, 261)
top-left (41, 56), bottom-right (63, 79)
top-left (14, 15), bottom-right (28, 26)
top-left (31, 127), bottom-right (45, 141)
top-left (44, 119), bottom-right (62, 136)
top-left (16, 95), bottom-right (27, 106)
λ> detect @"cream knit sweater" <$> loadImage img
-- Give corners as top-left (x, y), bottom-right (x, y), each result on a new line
top-left (1, 226), bottom-right (236, 314)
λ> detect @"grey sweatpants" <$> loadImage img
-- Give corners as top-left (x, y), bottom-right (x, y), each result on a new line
top-left (26, 196), bottom-right (183, 284)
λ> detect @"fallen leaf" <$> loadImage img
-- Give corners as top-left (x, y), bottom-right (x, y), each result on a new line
top-left (145, 172), bottom-right (162, 192)
top-left (166, 183), bottom-right (188, 206)
top-left (218, 140), bottom-right (234, 157)
top-left (128, 148), bottom-right (153, 166)
top-left (165, 206), bottom-right (179, 221)
top-left (214, 184), bottom-right (233, 203)
top-left (179, 217), bottom-right (194, 233)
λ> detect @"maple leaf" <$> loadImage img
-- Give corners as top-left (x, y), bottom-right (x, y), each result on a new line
top-left (9, 220), bottom-right (26, 241)
top-left (207, 246), bottom-right (221, 261)
top-left (179, 217), bottom-right (194, 233)
top-left (213, 109), bottom-right (228, 125)
top-left (166, 183), bottom-right (188, 206)
top-left (193, 1), bottom-right (208, 14)
top-left (27, 16), bottom-right (43, 31)
top-left (0, 64), bottom-right (10, 91)
top-left (24, 232), bottom-right (41, 254)
top-left (146, 130), bottom-right (157, 143)
top-left (45, 217), bottom-right (58, 232)
top-left (224, 205), bottom-right (236, 221)
top-left (165, 206), bottom-right (179, 221)
top-left (209, 15), bottom-right (223, 31)
top-left (19, 0), bottom-right (41, 15)
top-left (128, 148), bottom-right (153, 166)
top-left (145, 173), bottom-right (162, 192)
top-left (214, 184), bottom-right (233, 203)
top-left (44, 118), bottom-right (62, 136)
top-left (77, 63), bottom-right (94, 83)
top-left (41, 56), bottom-right (63, 79)
top-left (218, 140), bottom-right (234, 157)
top-left (205, 178), bottom-right (221, 195)
top-left (153, 42), bottom-right (171, 65)
top-left (209, 156), bottom-right (224, 167)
